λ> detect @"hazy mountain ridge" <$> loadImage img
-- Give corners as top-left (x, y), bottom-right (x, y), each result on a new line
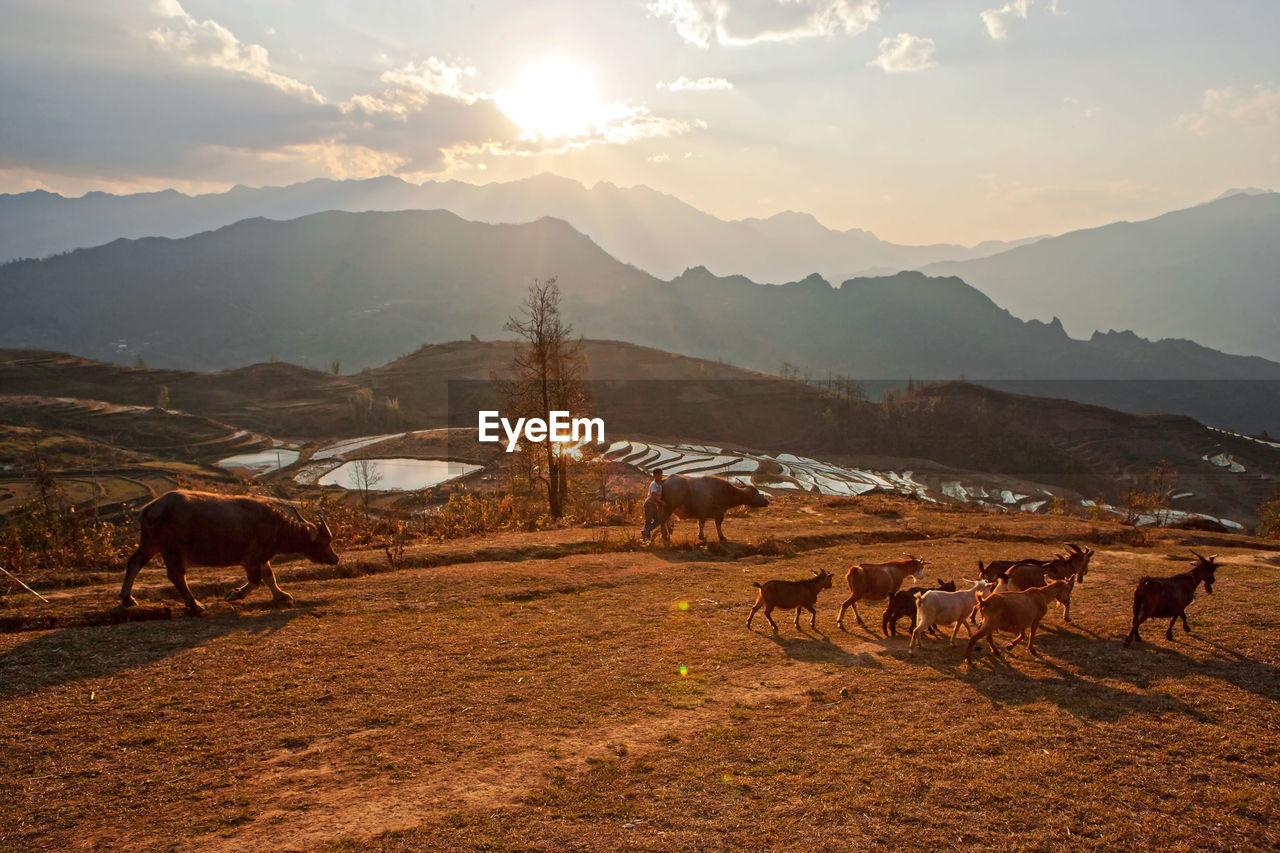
top-left (0, 173), bottom-right (1036, 281)
top-left (925, 192), bottom-right (1280, 363)
top-left (2, 208), bottom-right (1278, 433)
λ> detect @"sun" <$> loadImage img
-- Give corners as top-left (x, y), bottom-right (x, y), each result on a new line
top-left (496, 59), bottom-right (602, 141)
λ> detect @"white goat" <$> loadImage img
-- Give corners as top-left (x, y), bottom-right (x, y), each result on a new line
top-left (909, 579), bottom-right (992, 654)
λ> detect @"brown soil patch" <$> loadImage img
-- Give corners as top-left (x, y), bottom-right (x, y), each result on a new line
top-left (3, 495), bottom-right (1278, 852)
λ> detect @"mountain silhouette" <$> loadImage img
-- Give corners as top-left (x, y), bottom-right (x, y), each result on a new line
top-left (2, 209), bottom-right (1277, 432)
top-left (925, 192), bottom-right (1280, 363)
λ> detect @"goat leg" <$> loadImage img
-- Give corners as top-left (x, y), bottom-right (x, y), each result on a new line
top-left (836, 597), bottom-right (856, 630)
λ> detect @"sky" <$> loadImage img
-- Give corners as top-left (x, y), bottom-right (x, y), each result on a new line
top-left (1, 0), bottom-right (1277, 245)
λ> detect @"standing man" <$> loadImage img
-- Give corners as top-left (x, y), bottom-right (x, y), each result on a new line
top-left (641, 468), bottom-right (665, 540)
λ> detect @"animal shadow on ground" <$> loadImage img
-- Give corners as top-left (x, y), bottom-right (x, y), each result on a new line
top-left (647, 540), bottom-right (753, 563)
top-left (1070, 632), bottom-right (1280, 703)
top-left (906, 625), bottom-right (1215, 724)
top-left (766, 630), bottom-right (883, 668)
top-left (0, 609), bottom-right (303, 698)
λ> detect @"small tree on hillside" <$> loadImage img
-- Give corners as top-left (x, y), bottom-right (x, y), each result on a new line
top-left (1258, 494), bottom-right (1280, 539)
top-left (349, 458), bottom-right (383, 512)
top-left (1123, 461), bottom-right (1178, 527)
top-left (500, 277), bottom-right (589, 519)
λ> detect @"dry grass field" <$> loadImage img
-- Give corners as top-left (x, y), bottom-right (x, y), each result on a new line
top-left (2, 494), bottom-right (1278, 852)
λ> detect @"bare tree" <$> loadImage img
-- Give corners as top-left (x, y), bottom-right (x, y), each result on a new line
top-left (348, 458), bottom-right (383, 512)
top-left (500, 277), bottom-right (589, 519)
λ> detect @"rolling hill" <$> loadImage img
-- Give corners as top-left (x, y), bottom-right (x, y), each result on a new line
top-left (2, 342), bottom-right (1277, 527)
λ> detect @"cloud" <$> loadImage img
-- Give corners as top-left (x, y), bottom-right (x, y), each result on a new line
top-left (867, 33), bottom-right (936, 73)
top-left (436, 110), bottom-right (701, 174)
top-left (148, 0), bottom-right (323, 103)
top-left (648, 0), bottom-right (880, 48)
top-left (0, 1), bottom-right (701, 192)
top-left (1177, 85), bottom-right (1280, 134)
top-left (980, 0), bottom-right (1029, 40)
top-left (344, 58), bottom-right (482, 116)
top-left (658, 76), bottom-right (734, 91)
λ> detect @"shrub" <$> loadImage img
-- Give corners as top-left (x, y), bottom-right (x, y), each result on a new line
top-left (1258, 495), bottom-right (1280, 540)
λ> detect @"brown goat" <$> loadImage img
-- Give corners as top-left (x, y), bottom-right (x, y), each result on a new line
top-left (965, 576), bottom-right (1076, 663)
top-left (1123, 552), bottom-right (1218, 647)
top-left (748, 569), bottom-right (835, 631)
top-left (836, 555), bottom-right (928, 630)
top-left (996, 544), bottom-right (1093, 622)
top-left (977, 556), bottom-right (1056, 584)
top-left (882, 579), bottom-right (957, 637)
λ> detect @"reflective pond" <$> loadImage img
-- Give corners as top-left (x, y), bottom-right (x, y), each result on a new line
top-left (316, 458), bottom-right (482, 491)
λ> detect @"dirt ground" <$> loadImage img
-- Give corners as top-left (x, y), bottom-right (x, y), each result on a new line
top-left (2, 495), bottom-right (1278, 852)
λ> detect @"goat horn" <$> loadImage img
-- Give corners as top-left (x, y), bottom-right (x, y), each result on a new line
top-left (1190, 550), bottom-right (1207, 563)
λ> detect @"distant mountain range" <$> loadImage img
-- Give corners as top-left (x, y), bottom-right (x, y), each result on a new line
top-left (926, 191), bottom-right (1280, 363)
top-left (6, 176), bottom-right (1277, 365)
top-left (0, 173), bottom-right (1036, 282)
top-left (1, 208), bottom-right (1277, 433)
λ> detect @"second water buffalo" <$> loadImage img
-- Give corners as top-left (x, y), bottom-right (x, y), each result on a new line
top-left (657, 475), bottom-right (770, 543)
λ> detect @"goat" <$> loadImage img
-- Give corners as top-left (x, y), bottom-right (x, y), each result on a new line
top-left (965, 576), bottom-right (1075, 663)
top-left (748, 569), bottom-right (835, 632)
top-left (836, 554), bottom-right (928, 630)
top-left (977, 556), bottom-right (1055, 584)
top-left (1123, 552), bottom-right (1218, 647)
top-left (909, 579), bottom-right (993, 654)
top-left (882, 579), bottom-right (957, 637)
top-left (979, 544), bottom-right (1091, 585)
top-left (992, 544), bottom-right (1093, 622)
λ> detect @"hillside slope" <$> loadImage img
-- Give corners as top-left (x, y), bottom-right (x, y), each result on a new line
top-left (2, 344), bottom-right (1275, 525)
top-left (925, 192), bottom-right (1280, 362)
top-left (2, 210), bottom-right (1276, 432)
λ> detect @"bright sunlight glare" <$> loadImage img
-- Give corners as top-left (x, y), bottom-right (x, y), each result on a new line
top-left (496, 59), bottom-right (602, 141)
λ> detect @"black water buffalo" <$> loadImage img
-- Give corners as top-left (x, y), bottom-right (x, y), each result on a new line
top-left (119, 490), bottom-right (339, 614)
top-left (658, 475), bottom-right (770, 543)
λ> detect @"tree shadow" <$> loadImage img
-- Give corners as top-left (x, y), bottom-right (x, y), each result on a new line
top-left (0, 608), bottom-right (304, 698)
